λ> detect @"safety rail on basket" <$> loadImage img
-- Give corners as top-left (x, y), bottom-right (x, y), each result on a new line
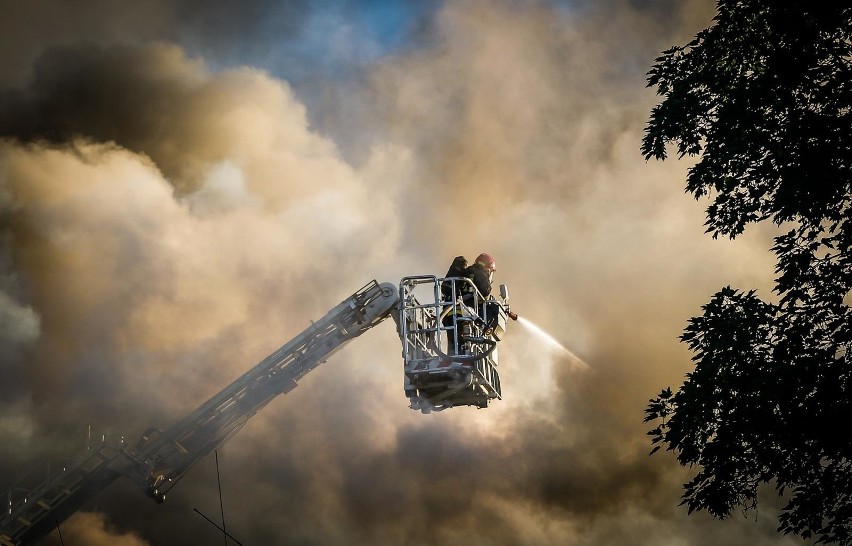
top-left (399, 275), bottom-right (495, 359)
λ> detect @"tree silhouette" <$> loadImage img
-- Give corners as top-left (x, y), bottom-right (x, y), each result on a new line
top-left (642, 2), bottom-right (852, 544)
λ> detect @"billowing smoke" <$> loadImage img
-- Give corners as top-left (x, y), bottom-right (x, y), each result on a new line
top-left (1, 1), bottom-right (799, 545)
top-left (51, 512), bottom-right (149, 546)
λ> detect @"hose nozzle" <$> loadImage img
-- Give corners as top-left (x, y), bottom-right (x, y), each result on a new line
top-left (508, 311), bottom-right (518, 321)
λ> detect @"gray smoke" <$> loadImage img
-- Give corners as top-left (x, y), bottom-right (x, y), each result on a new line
top-left (1, 1), bottom-right (802, 545)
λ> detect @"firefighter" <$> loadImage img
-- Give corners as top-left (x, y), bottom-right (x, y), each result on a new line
top-left (466, 253), bottom-right (496, 298)
top-left (467, 253), bottom-right (501, 333)
top-left (441, 255), bottom-right (469, 301)
top-left (442, 252), bottom-right (497, 355)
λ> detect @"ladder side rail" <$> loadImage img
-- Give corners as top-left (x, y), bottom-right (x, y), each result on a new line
top-left (162, 324), bottom-right (330, 450)
top-left (132, 281), bottom-right (397, 494)
top-left (1, 281), bottom-right (397, 546)
top-left (142, 321), bottom-right (335, 454)
top-left (0, 446), bottom-right (124, 546)
top-left (148, 320), bottom-right (352, 491)
top-left (0, 455), bottom-right (77, 514)
top-left (138, 281), bottom-right (380, 458)
top-left (2, 447), bottom-right (118, 527)
top-left (8, 465), bottom-right (120, 546)
top-left (147, 279), bottom-right (389, 452)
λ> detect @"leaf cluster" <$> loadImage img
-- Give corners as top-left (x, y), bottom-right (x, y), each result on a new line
top-left (642, 1), bottom-right (852, 238)
top-left (646, 286), bottom-right (852, 543)
top-left (643, 1), bottom-right (852, 543)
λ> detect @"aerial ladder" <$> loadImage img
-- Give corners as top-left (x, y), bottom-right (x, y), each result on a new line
top-left (0, 276), bottom-right (515, 546)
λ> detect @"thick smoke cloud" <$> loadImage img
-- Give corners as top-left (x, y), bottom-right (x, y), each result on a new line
top-left (1, 1), bottom-right (802, 545)
top-left (0, 0), bottom-right (314, 88)
top-left (52, 512), bottom-right (149, 546)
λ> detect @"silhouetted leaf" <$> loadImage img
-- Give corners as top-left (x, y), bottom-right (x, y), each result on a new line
top-left (643, 1), bottom-right (852, 543)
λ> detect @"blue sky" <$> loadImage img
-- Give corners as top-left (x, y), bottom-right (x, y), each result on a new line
top-left (185, 0), bottom-right (437, 82)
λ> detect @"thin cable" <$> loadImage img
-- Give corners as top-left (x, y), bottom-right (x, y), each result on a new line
top-left (216, 450), bottom-right (228, 546)
top-left (193, 508), bottom-right (245, 546)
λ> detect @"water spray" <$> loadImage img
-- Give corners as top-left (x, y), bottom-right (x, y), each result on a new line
top-left (515, 315), bottom-right (590, 369)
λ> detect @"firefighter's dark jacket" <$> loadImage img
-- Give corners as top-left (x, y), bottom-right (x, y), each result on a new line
top-left (441, 256), bottom-right (492, 301)
top-left (465, 262), bottom-right (492, 298)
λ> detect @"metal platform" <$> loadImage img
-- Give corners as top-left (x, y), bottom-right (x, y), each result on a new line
top-left (397, 275), bottom-right (508, 412)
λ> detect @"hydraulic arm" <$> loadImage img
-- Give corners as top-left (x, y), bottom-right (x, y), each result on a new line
top-left (0, 280), bottom-right (398, 546)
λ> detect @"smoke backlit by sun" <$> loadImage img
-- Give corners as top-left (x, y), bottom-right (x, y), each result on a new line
top-left (0, 1), bottom-right (799, 545)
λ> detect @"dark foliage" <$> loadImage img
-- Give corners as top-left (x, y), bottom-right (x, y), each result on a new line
top-left (643, 1), bottom-right (852, 544)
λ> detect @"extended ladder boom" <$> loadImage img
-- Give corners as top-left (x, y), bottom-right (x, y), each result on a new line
top-left (0, 280), bottom-right (398, 546)
top-left (131, 280), bottom-right (398, 499)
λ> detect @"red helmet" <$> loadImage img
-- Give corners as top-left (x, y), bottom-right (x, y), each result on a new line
top-left (475, 253), bottom-right (496, 272)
